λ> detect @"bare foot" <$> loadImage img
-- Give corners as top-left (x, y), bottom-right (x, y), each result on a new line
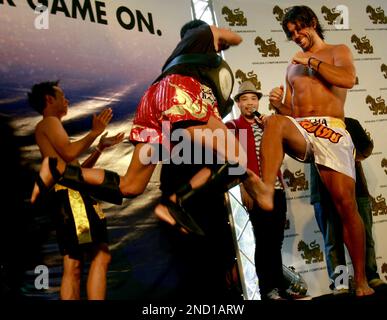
top-left (154, 202), bottom-right (189, 234)
top-left (243, 169), bottom-right (274, 211)
top-left (30, 157), bottom-right (55, 204)
top-left (355, 282), bottom-right (375, 297)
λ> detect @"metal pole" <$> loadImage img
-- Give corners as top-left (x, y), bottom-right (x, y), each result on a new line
top-left (207, 0), bottom-right (217, 25)
top-left (190, 0), bottom-right (197, 19)
top-left (225, 191), bottom-right (249, 300)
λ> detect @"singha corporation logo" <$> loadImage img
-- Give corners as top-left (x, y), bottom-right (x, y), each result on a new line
top-left (272, 5), bottom-right (289, 23)
top-left (365, 95), bottom-right (387, 115)
top-left (351, 34), bottom-right (373, 54)
top-left (221, 6), bottom-right (247, 26)
top-left (366, 5), bottom-right (387, 24)
top-left (254, 36), bottom-right (280, 57)
top-left (382, 263), bottom-right (387, 281)
top-left (283, 168), bottom-right (308, 192)
top-left (382, 158), bottom-right (387, 175)
top-left (381, 64), bottom-right (387, 79)
top-left (235, 69), bottom-right (261, 89)
top-left (370, 194), bottom-right (387, 216)
top-left (321, 6), bottom-right (343, 25)
top-left (298, 240), bottom-right (324, 264)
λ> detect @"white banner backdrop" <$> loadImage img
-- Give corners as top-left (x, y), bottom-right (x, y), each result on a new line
top-left (0, 0), bottom-right (191, 136)
top-left (213, 0), bottom-right (387, 298)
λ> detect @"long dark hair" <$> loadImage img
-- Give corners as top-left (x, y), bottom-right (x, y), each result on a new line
top-left (282, 6), bottom-right (324, 40)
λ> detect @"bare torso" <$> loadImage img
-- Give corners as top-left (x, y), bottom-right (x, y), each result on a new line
top-left (287, 44), bottom-right (347, 119)
top-left (35, 118), bottom-right (60, 157)
top-left (35, 117), bottom-right (78, 165)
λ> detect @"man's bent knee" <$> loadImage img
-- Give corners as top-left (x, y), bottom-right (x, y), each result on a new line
top-left (265, 114), bottom-right (289, 131)
top-left (120, 180), bottom-right (146, 197)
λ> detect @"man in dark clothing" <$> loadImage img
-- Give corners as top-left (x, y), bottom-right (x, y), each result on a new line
top-left (156, 20), bottom-right (244, 299)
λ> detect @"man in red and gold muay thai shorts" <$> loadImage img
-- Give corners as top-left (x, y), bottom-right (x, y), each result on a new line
top-left (130, 74), bottom-right (221, 147)
top-left (31, 20), bottom-right (265, 237)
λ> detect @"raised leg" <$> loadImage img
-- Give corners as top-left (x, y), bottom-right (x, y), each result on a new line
top-left (31, 144), bottom-right (157, 205)
top-left (155, 114), bottom-right (257, 234)
top-left (259, 115), bottom-right (308, 210)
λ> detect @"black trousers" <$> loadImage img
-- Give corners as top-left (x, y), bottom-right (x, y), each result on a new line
top-left (248, 189), bottom-right (287, 296)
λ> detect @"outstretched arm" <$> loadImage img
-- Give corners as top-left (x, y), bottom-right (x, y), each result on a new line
top-left (40, 108), bottom-right (113, 162)
top-left (81, 132), bottom-right (125, 168)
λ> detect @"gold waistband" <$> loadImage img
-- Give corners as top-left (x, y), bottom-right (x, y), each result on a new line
top-left (296, 117), bottom-right (346, 129)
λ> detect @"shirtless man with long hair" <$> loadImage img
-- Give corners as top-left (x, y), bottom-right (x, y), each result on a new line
top-left (253, 6), bottom-right (373, 296)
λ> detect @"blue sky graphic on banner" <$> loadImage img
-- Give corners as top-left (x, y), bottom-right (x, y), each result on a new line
top-left (0, 0), bottom-right (191, 300)
top-left (0, 0), bottom-right (189, 138)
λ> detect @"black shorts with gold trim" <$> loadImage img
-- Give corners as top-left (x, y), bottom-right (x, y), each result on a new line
top-left (49, 184), bottom-right (108, 258)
